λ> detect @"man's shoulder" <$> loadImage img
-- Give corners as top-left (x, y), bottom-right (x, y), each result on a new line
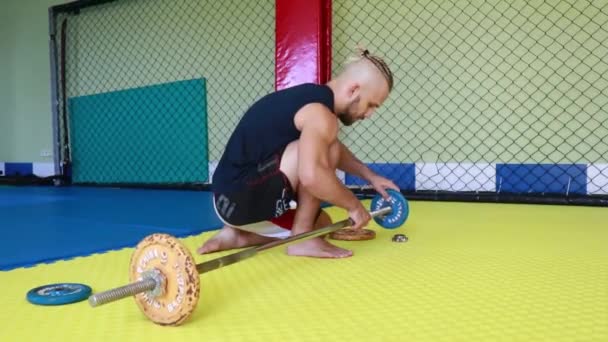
top-left (250, 83), bottom-right (333, 111)
top-left (294, 102), bottom-right (339, 134)
top-left (252, 83), bottom-right (319, 104)
top-left (278, 82), bottom-right (331, 96)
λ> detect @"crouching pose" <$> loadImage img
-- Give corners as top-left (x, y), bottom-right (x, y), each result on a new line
top-left (198, 50), bottom-right (398, 258)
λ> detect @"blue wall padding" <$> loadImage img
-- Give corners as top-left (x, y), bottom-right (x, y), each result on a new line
top-left (5, 163), bottom-right (33, 176)
top-left (345, 163), bottom-right (416, 191)
top-left (68, 78), bottom-right (208, 184)
top-left (496, 163), bottom-right (587, 195)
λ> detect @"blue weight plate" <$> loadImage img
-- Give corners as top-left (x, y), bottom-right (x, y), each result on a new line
top-left (370, 189), bottom-right (409, 229)
top-left (26, 283), bottom-right (92, 306)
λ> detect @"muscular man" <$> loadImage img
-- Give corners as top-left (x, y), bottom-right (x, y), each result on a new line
top-left (197, 49), bottom-right (398, 258)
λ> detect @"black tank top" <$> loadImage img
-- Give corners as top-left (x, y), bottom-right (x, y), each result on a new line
top-left (212, 83), bottom-right (335, 193)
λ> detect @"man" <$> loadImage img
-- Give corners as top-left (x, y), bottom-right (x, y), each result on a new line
top-left (197, 49), bottom-right (398, 258)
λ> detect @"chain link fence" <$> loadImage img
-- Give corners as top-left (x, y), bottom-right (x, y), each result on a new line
top-left (51, 0), bottom-right (608, 204)
top-left (52, 0), bottom-right (275, 187)
top-left (334, 0), bottom-right (608, 204)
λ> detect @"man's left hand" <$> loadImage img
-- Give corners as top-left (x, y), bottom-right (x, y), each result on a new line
top-left (369, 174), bottom-right (400, 200)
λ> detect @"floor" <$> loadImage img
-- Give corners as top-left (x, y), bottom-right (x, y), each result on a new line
top-left (0, 186), bottom-right (606, 341)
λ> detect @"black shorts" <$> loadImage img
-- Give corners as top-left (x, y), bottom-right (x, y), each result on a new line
top-left (213, 151), bottom-right (295, 227)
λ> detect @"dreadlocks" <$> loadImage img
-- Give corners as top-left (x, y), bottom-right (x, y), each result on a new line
top-left (359, 49), bottom-right (394, 91)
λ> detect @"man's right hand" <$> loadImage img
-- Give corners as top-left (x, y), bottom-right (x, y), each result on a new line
top-left (348, 201), bottom-right (372, 230)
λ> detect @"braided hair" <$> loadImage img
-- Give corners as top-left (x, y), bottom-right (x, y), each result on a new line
top-left (358, 48), bottom-right (394, 92)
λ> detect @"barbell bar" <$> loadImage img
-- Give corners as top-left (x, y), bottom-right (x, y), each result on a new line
top-left (88, 189), bottom-right (408, 326)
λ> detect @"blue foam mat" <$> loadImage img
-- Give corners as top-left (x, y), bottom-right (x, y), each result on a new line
top-left (0, 186), bottom-right (223, 270)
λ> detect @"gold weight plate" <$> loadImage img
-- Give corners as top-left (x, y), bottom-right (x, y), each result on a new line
top-left (129, 233), bottom-right (200, 326)
top-left (329, 228), bottom-right (376, 241)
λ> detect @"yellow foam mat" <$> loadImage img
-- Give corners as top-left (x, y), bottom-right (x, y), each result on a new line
top-left (1, 201), bottom-right (607, 341)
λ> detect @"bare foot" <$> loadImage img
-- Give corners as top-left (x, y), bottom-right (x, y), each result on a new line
top-left (286, 237), bottom-right (353, 258)
top-left (197, 226), bottom-right (277, 254)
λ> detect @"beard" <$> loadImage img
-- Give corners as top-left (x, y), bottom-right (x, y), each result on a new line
top-left (337, 97), bottom-right (360, 126)
top-left (338, 112), bottom-right (356, 126)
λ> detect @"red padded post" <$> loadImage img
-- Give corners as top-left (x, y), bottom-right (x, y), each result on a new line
top-left (275, 0), bottom-right (332, 90)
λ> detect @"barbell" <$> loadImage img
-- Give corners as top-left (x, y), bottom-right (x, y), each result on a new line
top-left (88, 189), bottom-right (409, 326)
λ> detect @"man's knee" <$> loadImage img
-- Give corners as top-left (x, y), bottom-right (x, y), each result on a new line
top-left (279, 141), bottom-right (300, 191)
top-left (280, 140), bottom-right (341, 191)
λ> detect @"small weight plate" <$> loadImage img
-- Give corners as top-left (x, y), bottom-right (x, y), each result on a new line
top-left (392, 234), bottom-right (408, 243)
top-left (26, 283), bottom-right (92, 306)
top-left (370, 189), bottom-right (409, 229)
